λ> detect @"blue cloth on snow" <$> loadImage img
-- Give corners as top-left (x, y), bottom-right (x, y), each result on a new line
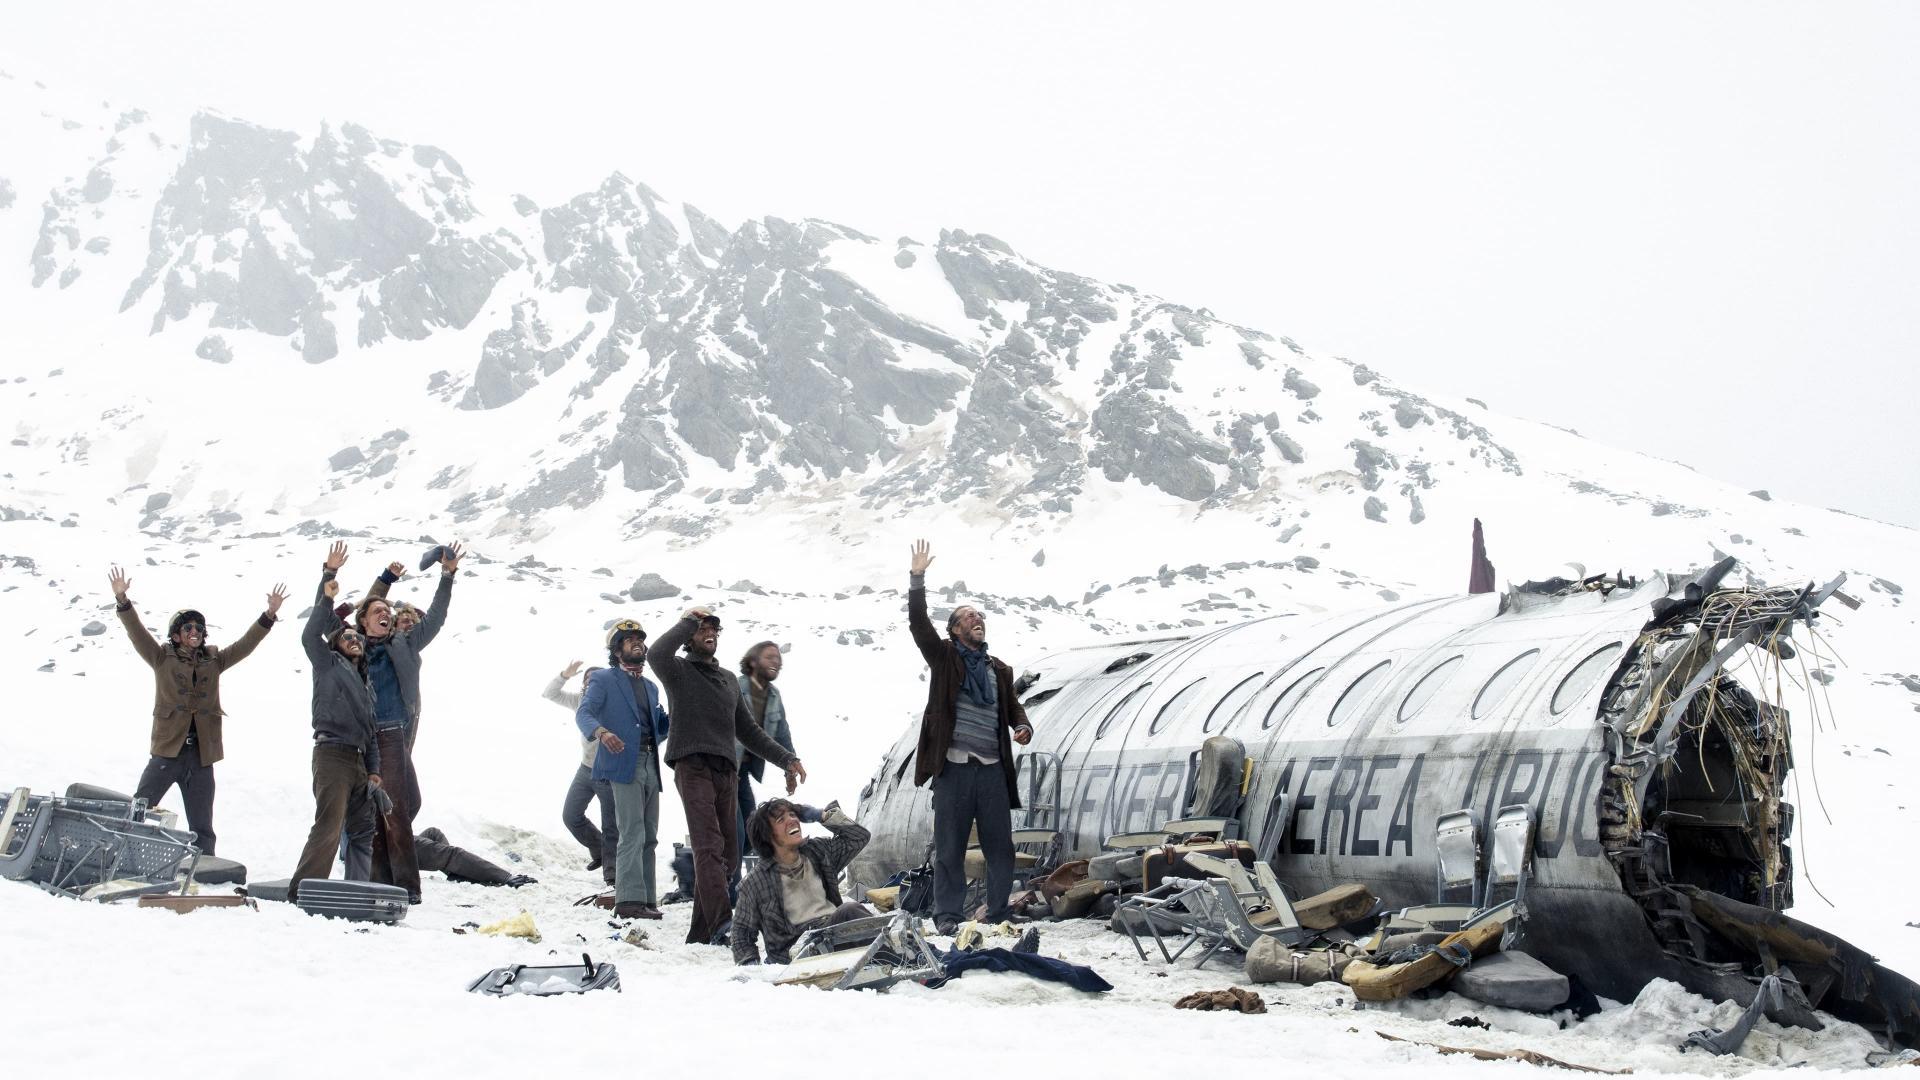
top-left (928, 947), bottom-right (1112, 993)
top-left (956, 640), bottom-right (997, 708)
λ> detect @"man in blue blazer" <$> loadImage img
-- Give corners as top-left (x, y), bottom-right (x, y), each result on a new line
top-left (576, 620), bottom-right (671, 919)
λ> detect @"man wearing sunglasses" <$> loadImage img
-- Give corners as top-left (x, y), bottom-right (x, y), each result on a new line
top-left (108, 564), bottom-right (287, 856)
top-left (650, 606), bottom-right (807, 945)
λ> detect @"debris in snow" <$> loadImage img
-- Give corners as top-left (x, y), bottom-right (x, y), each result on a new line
top-left (1174, 988), bottom-right (1266, 1013)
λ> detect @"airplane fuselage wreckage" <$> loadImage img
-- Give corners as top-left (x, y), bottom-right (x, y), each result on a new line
top-left (854, 557), bottom-right (1920, 1046)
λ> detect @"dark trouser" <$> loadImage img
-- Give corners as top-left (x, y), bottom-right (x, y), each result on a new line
top-left (731, 770), bottom-right (757, 895)
top-left (673, 754), bottom-right (739, 945)
top-left (369, 728), bottom-right (422, 899)
top-left (563, 765), bottom-right (619, 881)
top-left (133, 746), bottom-right (217, 855)
top-left (292, 744), bottom-right (372, 900)
top-left (932, 760), bottom-right (1015, 924)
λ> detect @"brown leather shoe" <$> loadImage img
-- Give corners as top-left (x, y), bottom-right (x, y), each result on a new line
top-left (613, 901), bottom-right (648, 919)
top-left (635, 905), bottom-right (664, 920)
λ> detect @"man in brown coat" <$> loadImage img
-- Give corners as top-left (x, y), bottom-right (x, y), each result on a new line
top-left (906, 540), bottom-right (1031, 934)
top-left (108, 565), bottom-right (287, 855)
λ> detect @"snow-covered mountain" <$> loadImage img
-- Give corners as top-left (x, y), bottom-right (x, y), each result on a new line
top-left (4, 68), bottom-right (1919, 1075)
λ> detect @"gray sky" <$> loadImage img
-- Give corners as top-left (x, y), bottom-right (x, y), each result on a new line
top-left (9, 2), bottom-right (1917, 526)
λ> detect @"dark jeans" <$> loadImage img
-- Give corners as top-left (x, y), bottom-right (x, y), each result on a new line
top-left (292, 743), bottom-right (374, 900)
top-left (369, 728), bottom-right (422, 899)
top-left (730, 770), bottom-right (757, 898)
top-left (931, 760), bottom-right (1014, 924)
top-left (673, 754), bottom-right (739, 945)
top-left (133, 747), bottom-right (217, 855)
top-left (563, 765), bottom-right (619, 882)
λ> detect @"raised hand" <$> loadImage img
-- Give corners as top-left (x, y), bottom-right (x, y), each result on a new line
top-left (681, 606), bottom-right (713, 623)
top-left (562, 660), bottom-right (584, 679)
top-left (324, 541), bottom-right (348, 571)
top-left (439, 541), bottom-right (464, 574)
top-left (108, 565), bottom-right (131, 602)
top-left (386, 561), bottom-right (405, 580)
top-left (265, 583), bottom-right (289, 616)
top-left (323, 579), bottom-right (340, 600)
top-left (784, 759), bottom-right (808, 794)
top-left (910, 540), bottom-right (933, 575)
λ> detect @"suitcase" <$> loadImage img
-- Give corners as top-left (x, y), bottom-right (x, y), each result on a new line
top-left (469, 953), bottom-right (620, 996)
top-left (294, 878), bottom-right (410, 923)
top-left (1451, 950), bottom-right (1570, 1012)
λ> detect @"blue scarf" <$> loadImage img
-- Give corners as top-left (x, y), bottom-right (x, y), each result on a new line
top-left (956, 640), bottom-right (997, 708)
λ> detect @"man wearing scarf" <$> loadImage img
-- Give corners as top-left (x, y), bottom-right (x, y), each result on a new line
top-left (905, 540), bottom-right (1033, 935)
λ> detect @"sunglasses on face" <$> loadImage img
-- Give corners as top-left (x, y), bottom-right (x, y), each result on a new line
top-left (177, 624), bottom-right (205, 635)
top-left (337, 632), bottom-right (363, 645)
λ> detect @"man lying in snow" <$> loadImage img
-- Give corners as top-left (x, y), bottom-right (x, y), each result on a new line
top-left (732, 800), bottom-right (870, 965)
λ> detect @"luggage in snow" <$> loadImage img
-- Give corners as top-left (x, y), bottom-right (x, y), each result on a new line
top-left (469, 953), bottom-right (620, 996)
top-left (1341, 919), bottom-right (1504, 1001)
top-left (1451, 950), bottom-right (1570, 1012)
top-left (294, 878), bottom-right (409, 924)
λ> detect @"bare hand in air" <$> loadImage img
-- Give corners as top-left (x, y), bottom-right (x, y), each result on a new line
top-left (108, 565), bottom-right (131, 602)
top-left (439, 541), bottom-right (464, 575)
top-left (910, 539), bottom-right (933, 575)
top-left (562, 660), bottom-right (584, 679)
top-left (323, 579), bottom-right (340, 600)
top-left (386, 561), bottom-right (405, 579)
top-left (265, 583), bottom-right (288, 616)
top-left (325, 542), bottom-right (348, 571)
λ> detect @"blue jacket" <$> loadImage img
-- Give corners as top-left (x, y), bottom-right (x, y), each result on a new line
top-left (735, 674), bottom-right (794, 783)
top-left (575, 667), bottom-right (670, 788)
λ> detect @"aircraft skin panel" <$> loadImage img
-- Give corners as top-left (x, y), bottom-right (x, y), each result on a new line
top-left (851, 566), bottom-right (1920, 1046)
top-left (856, 587), bottom-right (1651, 901)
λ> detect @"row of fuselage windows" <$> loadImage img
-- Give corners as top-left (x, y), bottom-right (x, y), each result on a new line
top-left (1051, 639), bottom-right (1626, 743)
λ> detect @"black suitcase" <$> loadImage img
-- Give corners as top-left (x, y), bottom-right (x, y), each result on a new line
top-left (468, 953), bottom-right (621, 997)
top-left (294, 878), bottom-right (409, 923)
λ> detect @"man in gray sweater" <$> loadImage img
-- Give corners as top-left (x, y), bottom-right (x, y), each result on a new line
top-left (649, 607), bottom-right (807, 945)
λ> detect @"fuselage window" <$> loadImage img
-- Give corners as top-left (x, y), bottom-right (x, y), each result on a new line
top-left (1472, 649), bottom-right (1542, 720)
top-left (1551, 643), bottom-right (1625, 715)
top-left (1398, 655), bottom-right (1464, 724)
top-left (1148, 677), bottom-right (1209, 736)
top-left (1261, 667), bottom-right (1326, 730)
top-left (1095, 682), bottom-right (1154, 739)
top-left (1105, 652), bottom-right (1153, 674)
top-left (1328, 660), bottom-right (1392, 728)
top-left (1022, 687), bottom-right (1062, 709)
top-left (892, 750), bottom-right (915, 786)
top-left (1205, 671), bottom-right (1266, 733)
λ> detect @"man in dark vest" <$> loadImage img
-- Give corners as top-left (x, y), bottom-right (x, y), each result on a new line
top-left (905, 540), bottom-right (1032, 935)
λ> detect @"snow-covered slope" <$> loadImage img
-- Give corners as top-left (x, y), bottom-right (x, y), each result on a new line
top-left (3, 67), bottom-right (1918, 1075)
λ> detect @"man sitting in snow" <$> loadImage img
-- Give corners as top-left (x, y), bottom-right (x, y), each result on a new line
top-left (732, 799), bottom-right (871, 965)
top-left (108, 564), bottom-right (287, 856)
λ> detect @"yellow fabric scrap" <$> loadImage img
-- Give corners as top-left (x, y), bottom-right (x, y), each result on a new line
top-left (478, 911), bottom-right (542, 943)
